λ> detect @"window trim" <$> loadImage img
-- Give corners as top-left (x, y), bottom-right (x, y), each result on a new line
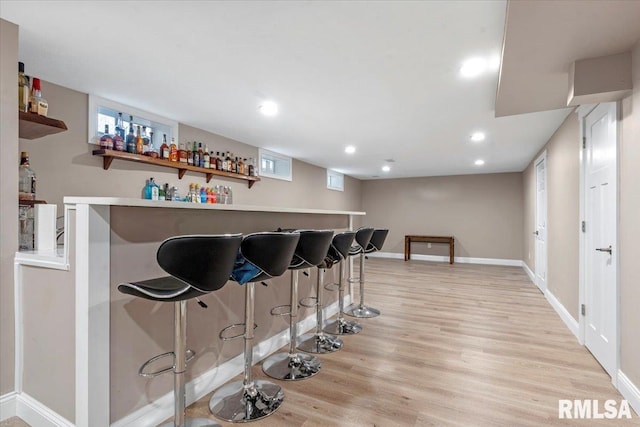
top-left (258, 148), bottom-right (293, 182)
top-left (88, 94), bottom-right (179, 146)
top-left (326, 169), bottom-right (344, 192)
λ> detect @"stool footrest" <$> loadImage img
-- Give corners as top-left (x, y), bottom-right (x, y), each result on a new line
top-left (324, 282), bottom-right (340, 292)
top-left (138, 349), bottom-right (195, 378)
top-left (299, 296), bottom-right (318, 308)
top-left (219, 322), bottom-right (257, 341)
top-left (270, 304), bottom-right (292, 316)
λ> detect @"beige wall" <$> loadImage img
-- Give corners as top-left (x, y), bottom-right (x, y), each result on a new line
top-left (523, 112), bottom-right (580, 320)
top-left (619, 39), bottom-right (640, 391)
top-left (21, 82), bottom-right (361, 214)
top-left (0, 18), bottom-right (19, 396)
top-left (361, 173), bottom-right (523, 260)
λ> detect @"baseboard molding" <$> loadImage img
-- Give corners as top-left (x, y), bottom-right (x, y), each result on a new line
top-left (112, 298), bottom-right (342, 427)
top-left (368, 251), bottom-right (523, 267)
top-left (0, 392), bottom-right (73, 427)
top-left (617, 371), bottom-right (640, 417)
top-left (0, 391), bottom-right (17, 421)
top-left (544, 289), bottom-right (579, 340)
top-left (522, 262), bottom-right (535, 284)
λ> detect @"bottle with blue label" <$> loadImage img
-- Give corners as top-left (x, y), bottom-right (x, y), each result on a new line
top-left (144, 177), bottom-right (160, 200)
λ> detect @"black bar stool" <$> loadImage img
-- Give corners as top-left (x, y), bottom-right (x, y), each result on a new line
top-left (262, 229), bottom-right (334, 380)
top-left (299, 231), bottom-right (355, 350)
top-left (345, 229), bottom-right (389, 317)
top-left (118, 234), bottom-right (242, 427)
top-left (209, 232), bottom-right (299, 423)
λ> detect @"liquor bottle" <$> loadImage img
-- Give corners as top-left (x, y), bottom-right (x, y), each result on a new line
top-left (142, 127), bottom-right (150, 155)
top-left (178, 143), bottom-right (188, 163)
top-left (192, 142), bottom-right (199, 167)
top-left (126, 116), bottom-right (136, 153)
top-left (99, 124), bottom-right (114, 150)
top-left (144, 177), bottom-right (160, 200)
top-left (135, 125), bottom-right (144, 154)
top-left (243, 158), bottom-right (249, 176)
top-left (148, 131), bottom-right (156, 154)
top-left (222, 152), bottom-right (229, 172)
top-left (160, 134), bottom-right (170, 160)
top-left (238, 158), bottom-right (245, 175)
top-left (248, 157), bottom-right (255, 176)
top-left (169, 137), bottom-right (178, 162)
top-left (18, 62), bottom-right (29, 112)
top-left (187, 143), bottom-right (194, 166)
top-left (115, 112), bottom-right (125, 140)
top-left (209, 151), bottom-right (216, 169)
top-left (19, 152), bottom-right (36, 201)
top-left (215, 152), bottom-right (223, 170)
top-left (28, 78), bottom-right (48, 116)
top-left (113, 128), bottom-right (125, 152)
top-left (142, 126), bottom-right (150, 147)
top-left (203, 146), bottom-right (210, 169)
top-left (227, 186), bottom-right (233, 204)
top-left (197, 143), bottom-right (204, 168)
top-left (231, 156), bottom-right (237, 174)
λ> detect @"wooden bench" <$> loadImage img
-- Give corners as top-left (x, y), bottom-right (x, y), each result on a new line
top-left (404, 235), bottom-right (455, 264)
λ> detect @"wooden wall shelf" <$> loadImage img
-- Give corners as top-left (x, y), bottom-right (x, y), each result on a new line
top-left (19, 111), bottom-right (68, 140)
top-left (92, 149), bottom-right (261, 188)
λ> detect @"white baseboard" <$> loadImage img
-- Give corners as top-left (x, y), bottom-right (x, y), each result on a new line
top-left (112, 298), bottom-right (342, 427)
top-left (0, 392), bottom-right (73, 427)
top-left (0, 391), bottom-right (17, 421)
top-left (617, 370), bottom-right (640, 417)
top-left (544, 289), bottom-right (579, 340)
top-left (522, 262), bottom-right (535, 284)
top-left (368, 251), bottom-right (523, 267)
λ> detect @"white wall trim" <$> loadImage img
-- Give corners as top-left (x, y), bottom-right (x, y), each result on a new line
top-left (111, 298), bottom-right (342, 427)
top-left (368, 251), bottom-right (523, 267)
top-left (617, 370), bottom-right (640, 417)
top-left (522, 262), bottom-right (536, 285)
top-left (0, 391), bottom-right (17, 421)
top-left (544, 289), bottom-right (579, 340)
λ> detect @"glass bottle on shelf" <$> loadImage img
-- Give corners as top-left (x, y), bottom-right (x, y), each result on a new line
top-left (192, 142), bottom-right (199, 167)
top-left (215, 152), bottom-right (223, 170)
top-left (18, 152), bottom-right (37, 251)
top-left (135, 125), bottom-right (144, 154)
top-left (28, 78), bottom-right (48, 116)
top-left (203, 146), bottom-right (210, 169)
top-left (197, 143), bottom-right (204, 168)
top-left (19, 151), bottom-right (36, 202)
top-left (126, 116), bottom-right (136, 153)
top-left (169, 137), bottom-right (178, 162)
top-left (243, 158), bottom-right (249, 176)
top-left (18, 62), bottom-right (29, 112)
top-left (248, 157), bottom-right (255, 176)
top-left (178, 143), bottom-right (188, 163)
top-left (115, 112), bottom-right (125, 140)
top-left (99, 124), bottom-right (114, 150)
top-left (160, 134), bottom-right (170, 160)
top-left (142, 126), bottom-right (150, 147)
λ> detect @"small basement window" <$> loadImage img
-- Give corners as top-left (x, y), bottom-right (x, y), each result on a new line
top-left (259, 148), bottom-right (292, 181)
top-left (88, 94), bottom-right (178, 148)
top-left (327, 169), bottom-right (344, 191)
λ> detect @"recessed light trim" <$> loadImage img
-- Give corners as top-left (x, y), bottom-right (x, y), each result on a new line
top-left (475, 159), bottom-right (485, 166)
top-left (460, 57), bottom-right (487, 78)
top-left (382, 165), bottom-right (391, 172)
top-left (259, 101), bottom-right (278, 116)
top-left (470, 132), bottom-right (486, 142)
top-left (345, 145), bottom-right (356, 154)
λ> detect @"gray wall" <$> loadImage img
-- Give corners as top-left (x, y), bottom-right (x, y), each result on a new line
top-left (361, 173), bottom-right (523, 260)
top-left (620, 39), bottom-right (640, 393)
top-left (522, 112), bottom-right (580, 320)
top-left (0, 18), bottom-right (19, 396)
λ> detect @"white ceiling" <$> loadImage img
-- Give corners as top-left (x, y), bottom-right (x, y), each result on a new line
top-left (1, 1), bottom-right (573, 179)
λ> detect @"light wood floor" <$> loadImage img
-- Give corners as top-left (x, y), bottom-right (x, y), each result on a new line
top-left (184, 259), bottom-right (639, 426)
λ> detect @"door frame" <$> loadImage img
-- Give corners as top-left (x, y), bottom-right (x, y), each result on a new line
top-left (577, 102), bottom-right (620, 386)
top-left (534, 150), bottom-right (548, 293)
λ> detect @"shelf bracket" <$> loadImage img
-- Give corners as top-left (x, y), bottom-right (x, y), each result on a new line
top-left (178, 169), bottom-right (187, 180)
top-left (205, 173), bottom-right (213, 183)
top-left (103, 156), bottom-right (114, 170)
top-left (248, 180), bottom-right (255, 189)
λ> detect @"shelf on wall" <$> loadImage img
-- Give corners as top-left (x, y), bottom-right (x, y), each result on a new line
top-left (19, 111), bottom-right (68, 140)
top-left (92, 149), bottom-right (261, 188)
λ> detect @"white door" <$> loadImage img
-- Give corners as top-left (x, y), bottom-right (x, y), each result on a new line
top-left (584, 102), bottom-right (617, 378)
top-left (534, 155), bottom-right (547, 292)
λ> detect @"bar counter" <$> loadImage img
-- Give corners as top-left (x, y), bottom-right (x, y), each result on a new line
top-left (14, 197), bottom-right (365, 426)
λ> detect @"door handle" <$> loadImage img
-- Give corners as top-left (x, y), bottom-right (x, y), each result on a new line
top-left (595, 245), bottom-right (612, 255)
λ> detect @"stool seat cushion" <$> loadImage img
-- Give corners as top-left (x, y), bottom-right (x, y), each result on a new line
top-left (118, 276), bottom-right (207, 302)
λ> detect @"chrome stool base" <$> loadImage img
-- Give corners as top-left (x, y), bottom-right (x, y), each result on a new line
top-left (323, 318), bottom-right (362, 335)
top-left (297, 332), bottom-right (343, 353)
top-left (262, 352), bottom-right (321, 380)
top-left (209, 379), bottom-right (284, 423)
top-left (345, 304), bottom-right (380, 318)
top-left (160, 418), bottom-right (221, 427)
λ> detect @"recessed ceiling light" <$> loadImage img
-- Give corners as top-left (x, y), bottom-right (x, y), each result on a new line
top-left (382, 165), bottom-right (391, 172)
top-left (460, 57), bottom-right (487, 78)
top-left (475, 159), bottom-right (485, 166)
top-left (345, 145), bottom-right (356, 154)
top-left (258, 101), bottom-right (278, 116)
top-left (470, 132), bottom-right (486, 142)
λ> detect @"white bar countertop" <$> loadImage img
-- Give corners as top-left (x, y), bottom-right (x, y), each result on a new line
top-left (63, 196), bottom-right (366, 216)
